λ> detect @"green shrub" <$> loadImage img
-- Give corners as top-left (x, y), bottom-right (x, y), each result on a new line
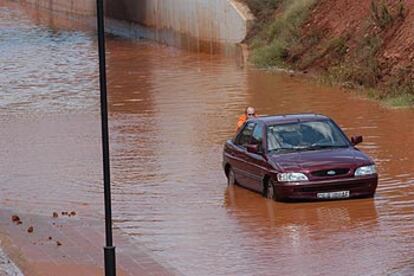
top-left (324, 33), bottom-right (381, 87)
top-left (370, 0), bottom-right (394, 29)
top-left (244, 0), bottom-right (283, 19)
top-left (251, 40), bottom-right (288, 67)
top-left (326, 36), bottom-right (348, 57)
top-left (326, 63), bottom-right (378, 87)
top-left (356, 34), bottom-right (382, 61)
top-left (386, 69), bottom-right (414, 101)
top-left (250, 0), bottom-right (317, 67)
top-left (303, 36), bottom-right (348, 68)
top-left (274, 0), bottom-right (316, 44)
top-left (383, 94), bottom-right (414, 107)
top-left (397, 0), bottom-right (406, 18)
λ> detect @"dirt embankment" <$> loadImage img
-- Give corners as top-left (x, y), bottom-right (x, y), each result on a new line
top-left (243, 0), bottom-right (414, 104)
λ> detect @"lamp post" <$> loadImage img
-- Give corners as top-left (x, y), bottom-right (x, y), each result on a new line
top-left (96, 0), bottom-right (116, 275)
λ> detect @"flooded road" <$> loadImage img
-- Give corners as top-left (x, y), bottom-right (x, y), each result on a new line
top-left (1, 1), bottom-right (414, 275)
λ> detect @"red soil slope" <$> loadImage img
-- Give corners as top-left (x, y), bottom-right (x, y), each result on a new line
top-left (297, 0), bottom-right (414, 89)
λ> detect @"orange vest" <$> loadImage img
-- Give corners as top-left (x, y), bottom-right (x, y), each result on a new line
top-left (237, 113), bottom-right (258, 131)
top-left (237, 114), bottom-right (247, 130)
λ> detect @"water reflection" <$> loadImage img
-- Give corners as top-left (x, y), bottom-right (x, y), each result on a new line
top-left (0, 1), bottom-right (98, 115)
top-left (224, 186), bottom-right (394, 276)
top-left (225, 185), bottom-right (379, 232)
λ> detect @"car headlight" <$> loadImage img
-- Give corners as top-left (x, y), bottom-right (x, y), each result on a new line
top-left (354, 165), bottom-right (377, 176)
top-left (277, 172), bottom-right (309, 182)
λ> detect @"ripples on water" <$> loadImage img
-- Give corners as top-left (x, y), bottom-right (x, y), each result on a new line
top-left (0, 4), bottom-right (99, 114)
top-left (1, 1), bottom-right (414, 275)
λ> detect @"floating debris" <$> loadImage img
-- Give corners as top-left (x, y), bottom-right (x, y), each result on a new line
top-left (56, 241), bottom-right (62, 246)
top-left (59, 211), bottom-right (77, 217)
top-left (11, 215), bottom-right (21, 223)
top-left (52, 212), bottom-right (58, 218)
top-left (27, 226), bottom-right (33, 233)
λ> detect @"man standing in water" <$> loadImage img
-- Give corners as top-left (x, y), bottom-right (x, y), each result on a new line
top-left (236, 106), bottom-right (257, 130)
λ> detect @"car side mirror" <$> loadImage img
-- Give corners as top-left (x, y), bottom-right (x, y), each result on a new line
top-left (246, 144), bottom-right (259, 154)
top-left (351, 135), bottom-right (363, 145)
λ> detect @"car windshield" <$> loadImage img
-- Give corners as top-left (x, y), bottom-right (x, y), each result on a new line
top-left (267, 120), bottom-right (350, 153)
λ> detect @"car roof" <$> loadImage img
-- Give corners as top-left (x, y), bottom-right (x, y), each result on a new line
top-left (251, 113), bottom-right (330, 125)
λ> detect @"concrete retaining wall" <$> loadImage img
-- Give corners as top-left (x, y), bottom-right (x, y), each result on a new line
top-left (105, 0), bottom-right (254, 45)
top-left (19, 0), bottom-right (96, 16)
top-left (19, 0), bottom-right (254, 49)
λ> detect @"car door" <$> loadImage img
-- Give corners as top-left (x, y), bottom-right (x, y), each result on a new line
top-left (243, 123), bottom-right (268, 192)
top-left (232, 122), bottom-right (255, 188)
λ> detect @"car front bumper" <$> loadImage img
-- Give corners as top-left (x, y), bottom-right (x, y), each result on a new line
top-left (275, 175), bottom-right (378, 201)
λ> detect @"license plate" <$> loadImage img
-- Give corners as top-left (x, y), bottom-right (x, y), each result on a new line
top-left (317, 191), bottom-right (350, 199)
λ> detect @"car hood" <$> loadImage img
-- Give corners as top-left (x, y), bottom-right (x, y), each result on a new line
top-left (269, 147), bottom-right (372, 172)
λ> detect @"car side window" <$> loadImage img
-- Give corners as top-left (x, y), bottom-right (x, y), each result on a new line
top-left (251, 123), bottom-right (263, 145)
top-left (235, 122), bottom-right (255, 147)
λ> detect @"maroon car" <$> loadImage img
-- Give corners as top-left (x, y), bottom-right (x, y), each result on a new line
top-left (223, 114), bottom-right (378, 201)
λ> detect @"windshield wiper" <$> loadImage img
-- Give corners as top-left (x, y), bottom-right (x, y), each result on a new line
top-left (307, 145), bottom-right (348, 150)
top-left (269, 147), bottom-right (307, 153)
top-left (270, 145), bottom-right (348, 153)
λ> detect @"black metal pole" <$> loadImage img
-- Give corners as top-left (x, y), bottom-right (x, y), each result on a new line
top-left (96, 0), bottom-right (116, 275)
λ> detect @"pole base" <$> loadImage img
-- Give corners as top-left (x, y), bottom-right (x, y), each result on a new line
top-left (104, 246), bottom-right (116, 276)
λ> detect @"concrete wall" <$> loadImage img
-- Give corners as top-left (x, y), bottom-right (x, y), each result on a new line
top-left (20, 0), bottom-right (96, 16)
top-left (19, 0), bottom-right (254, 49)
top-left (105, 0), bottom-right (254, 45)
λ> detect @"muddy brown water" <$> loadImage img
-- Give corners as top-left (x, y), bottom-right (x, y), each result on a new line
top-left (1, 1), bottom-right (414, 275)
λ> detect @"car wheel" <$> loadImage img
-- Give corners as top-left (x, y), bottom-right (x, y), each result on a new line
top-left (264, 179), bottom-right (279, 201)
top-left (266, 181), bottom-right (274, 199)
top-left (227, 168), bottom-right (236, 186)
